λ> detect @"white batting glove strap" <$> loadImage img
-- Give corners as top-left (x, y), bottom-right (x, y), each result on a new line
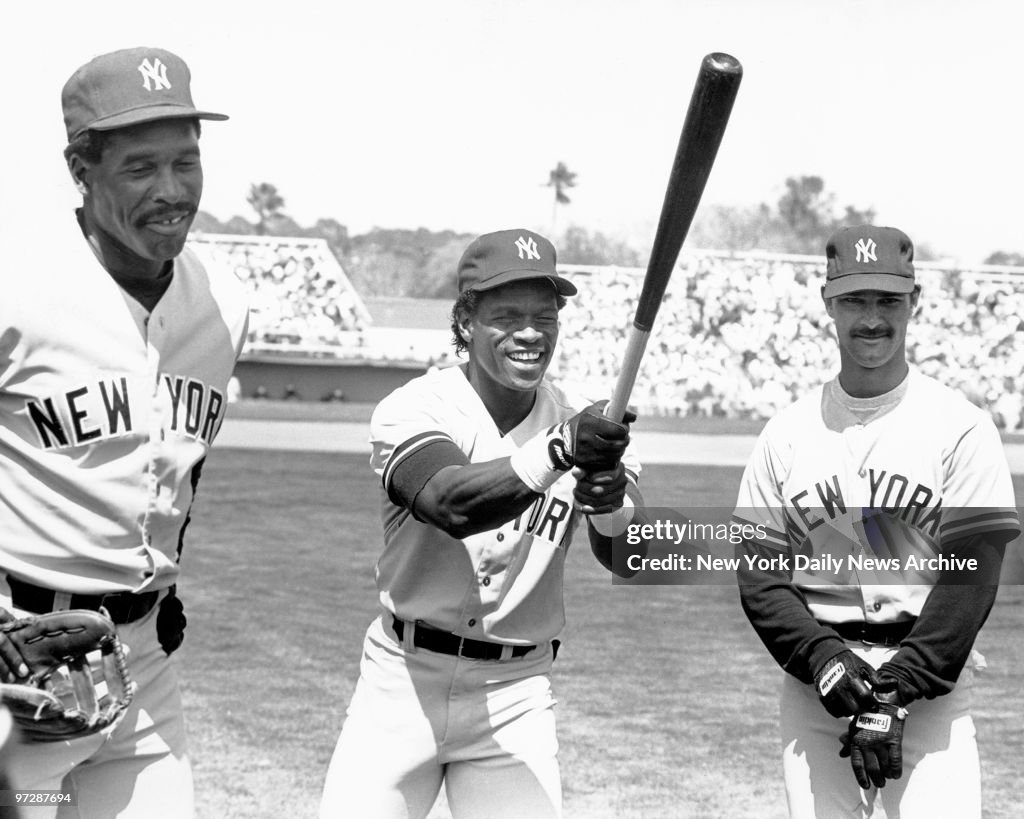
top-left (509, 425), bottom-right (571, 493)
top-left (588, 495), bottom-right (636, 536)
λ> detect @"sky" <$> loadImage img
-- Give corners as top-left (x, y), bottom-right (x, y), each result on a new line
top-left (3, 0), bottom-right (1022, 264)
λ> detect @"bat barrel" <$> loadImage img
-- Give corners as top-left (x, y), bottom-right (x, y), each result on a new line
top-left (606, 52), bottom-right (742, 421)
top-left (633, 52), bottom-right (743, 332)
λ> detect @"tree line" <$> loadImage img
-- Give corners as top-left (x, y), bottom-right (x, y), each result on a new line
top-left (192, 176), bottom-right (1023, 299)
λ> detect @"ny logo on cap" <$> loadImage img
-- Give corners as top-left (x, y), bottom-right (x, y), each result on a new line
top-left (138, 58), bottom-right (171, 92)
top-left (854, 238), bottom-right (877, 264)
top-left (514, 235), bottom-right (540, 261)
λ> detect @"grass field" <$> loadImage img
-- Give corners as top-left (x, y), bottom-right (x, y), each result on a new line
top-left (178, 446), bottom-right (1024, 819)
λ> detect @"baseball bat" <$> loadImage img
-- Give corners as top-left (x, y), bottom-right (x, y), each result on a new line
top-left (604, 52), bottom-right (743, 422)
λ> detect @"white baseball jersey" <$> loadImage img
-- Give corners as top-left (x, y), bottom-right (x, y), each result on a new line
top-left (734, 368), bottom-right (1019, 624)
top-left (0, 213), bottom-right (248, 594)
top-left (370, 364), bottom-right (641, 645)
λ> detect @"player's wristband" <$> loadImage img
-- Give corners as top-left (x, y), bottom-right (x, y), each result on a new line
top-left (509, 424), bottom-right (572, 493)
top-left (588, 495), bottom-right (635, 536)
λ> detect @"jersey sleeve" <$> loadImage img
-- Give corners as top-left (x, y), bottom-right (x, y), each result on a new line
top-left (733, 422), bottom-right (789, 550)
top-left (940, 418), bottom-right (1021, 544)
top-left (0, 274), bottom-right (28, 390)
top-left (369, 378), bottom-right (468, 510)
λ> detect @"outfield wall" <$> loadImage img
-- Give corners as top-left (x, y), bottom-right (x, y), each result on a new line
top-left (234, 354), bottom-right (425, 403)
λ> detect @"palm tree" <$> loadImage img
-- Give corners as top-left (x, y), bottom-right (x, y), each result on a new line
top-left (247, 182), bottom-right (286, 235)
top-left (545, 162), bottom-right (577, 234)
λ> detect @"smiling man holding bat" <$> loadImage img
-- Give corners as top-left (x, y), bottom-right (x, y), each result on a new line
top-left (319, 49), bottom-right (743, 818)
top-left (319, 229), bottom-right (651, 819)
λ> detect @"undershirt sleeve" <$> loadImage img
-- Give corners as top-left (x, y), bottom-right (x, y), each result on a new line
top-left (385, 437), bottom-right (469, 511)
top-left (878, 533), bottom-right (1008, 704)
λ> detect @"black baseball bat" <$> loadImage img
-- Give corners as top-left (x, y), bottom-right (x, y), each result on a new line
top-left (605, 52), bottom-right (743, 421)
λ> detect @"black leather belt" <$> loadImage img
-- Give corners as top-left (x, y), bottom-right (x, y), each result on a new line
top-left (391, 616), bottom-right (536, 661)
top-left (825, 619), bottom-right (916, 647)
top-left (6, 575), bottom-right (159, 625)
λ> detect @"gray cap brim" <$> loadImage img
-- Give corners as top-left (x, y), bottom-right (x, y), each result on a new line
top-left (823, 272), bottom-right (917, 298)
top-left (464, 268), bottom-right (577, 296)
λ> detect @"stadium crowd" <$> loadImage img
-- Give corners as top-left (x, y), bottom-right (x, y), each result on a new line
top-left (188, 236), bottom-right (1023, 430)
top-left (189, 234), bottom-right (371, 351)
top-left (554, 252), bottom-right (1024, 430)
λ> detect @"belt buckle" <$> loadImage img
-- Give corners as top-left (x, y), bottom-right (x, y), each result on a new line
top-left (854, 624), bottom-right (877, 646)
top-left (858, 625), bottom-right (892, 648)
top-left (456, 635), bottom-right (467, 658)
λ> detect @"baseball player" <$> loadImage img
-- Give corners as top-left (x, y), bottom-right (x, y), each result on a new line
top-left (0, 47), bottom-right (247, 816)
top-left (732, 226), bottom-right (1019, 818)
top-left (319, 229), bottom-right (649, 818)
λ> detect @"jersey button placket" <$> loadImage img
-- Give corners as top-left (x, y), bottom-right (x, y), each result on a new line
top-left (143, 313), bottom-right (165, 540)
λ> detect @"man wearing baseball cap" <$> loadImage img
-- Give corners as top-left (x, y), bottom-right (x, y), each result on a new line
top-left (320, 229), bottom-right (651, 818)
top-left (732, 225), bottom-right (1017, 817)
top-left (0, 47), bottom-right (247, 816)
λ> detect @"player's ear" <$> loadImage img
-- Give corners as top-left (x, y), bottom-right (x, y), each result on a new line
top-left (455, 309), bottom-right (473, 344)
top-left (821, 286), bottom-right (835, 318)
top-left (67, 155), bottom-right (90, 197)
top-left (909, 285), bottom-right (921, 313)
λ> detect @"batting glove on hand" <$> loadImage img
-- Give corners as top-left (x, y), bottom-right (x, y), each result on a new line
top-left (573, 463), bottom-right (630, 515)
top-left (510, 405), bottom-right (635, 494)
top-left (555, 403), bottom-right (635, 471)
top-left (813, 649), bottom-right (877, 718)
top-left (0, 608), bottom-right (31, 682)
top-left (840, 680), bottom-right (907, 789)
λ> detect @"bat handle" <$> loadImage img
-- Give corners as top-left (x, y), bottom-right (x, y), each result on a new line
top-left (604, 325), bottom-right (651, 421)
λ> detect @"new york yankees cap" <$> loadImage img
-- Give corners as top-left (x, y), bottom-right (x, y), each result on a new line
top-left (457, 229), bottom-right (577, 296)
top-left (824, 226), bottom-right (916, 298)
top-left (62, 47), bottom-right (228, 142)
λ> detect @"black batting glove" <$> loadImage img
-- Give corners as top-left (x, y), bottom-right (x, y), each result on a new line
top-left (552, 403), bottom-right (635, 472)
top-left (573, 463), bottom-right (630, 515)
top-left (813, 649), bottom-right (878, 718)
top-left (840, 679), bottom-right (907, 789)
top-left (511, 405), bottom-right (635, 494)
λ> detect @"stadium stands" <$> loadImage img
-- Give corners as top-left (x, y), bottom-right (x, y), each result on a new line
top-left (188, 235), bottom-right (1024, 429)
top-left (554, 252), bottom-right (1024, 430)
top-left (188, 233), bottom-right (373, 354)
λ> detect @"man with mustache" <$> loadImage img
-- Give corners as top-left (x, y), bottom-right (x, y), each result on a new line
top-left (732, 226), bottom-right (1018, 818)
top-left (0, 47), bottom-right (247, 816)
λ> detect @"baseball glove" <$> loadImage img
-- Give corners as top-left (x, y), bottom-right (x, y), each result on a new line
top-left (0, 610), bottom-right (136, 742)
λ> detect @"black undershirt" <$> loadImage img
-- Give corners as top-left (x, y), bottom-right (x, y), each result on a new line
top-left (76, 208), bottom-right (174, 311)
top-left (107, 262), bottom-right (174, 312)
